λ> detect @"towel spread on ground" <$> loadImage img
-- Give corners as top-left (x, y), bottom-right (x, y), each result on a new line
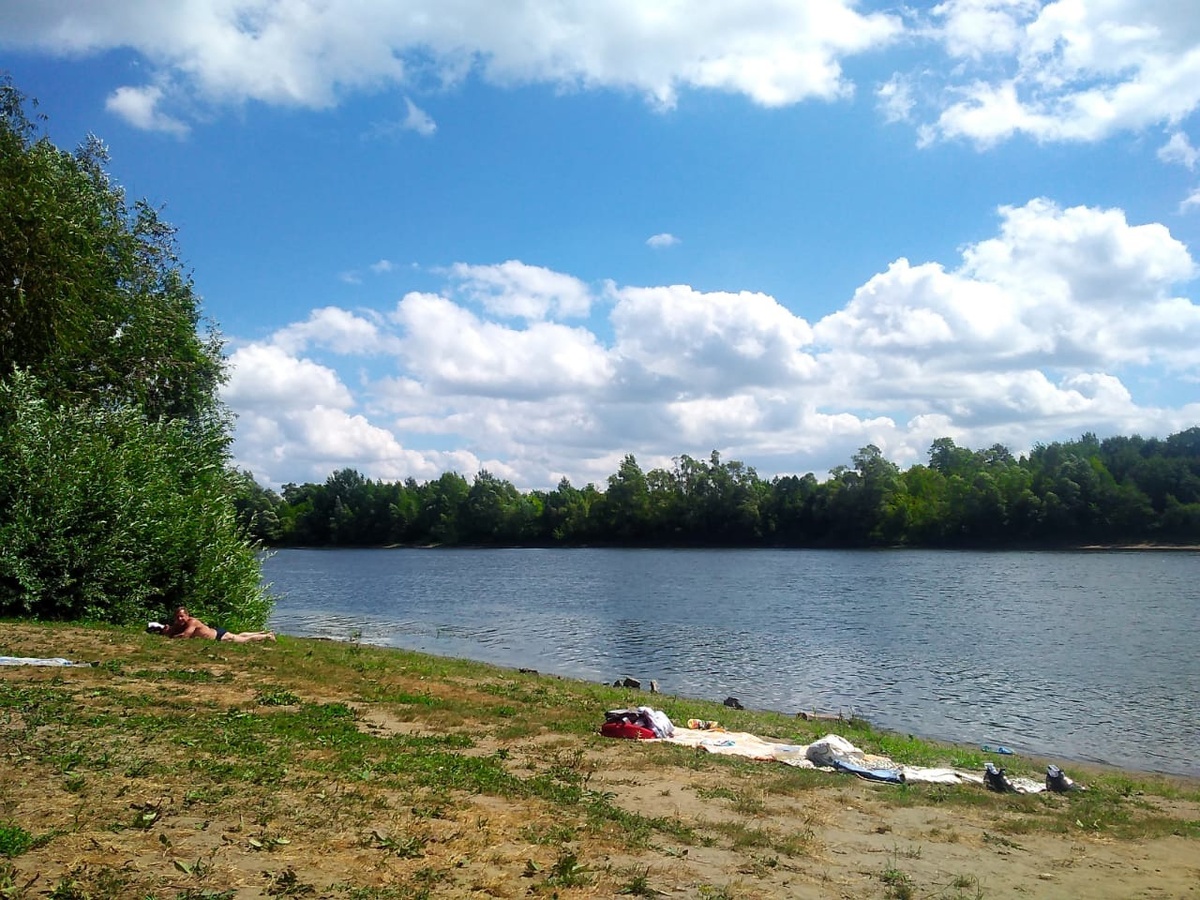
top-left (663, 727), bottom-right (999, 787)
top-left (0, 656), bottom-right (93, 667)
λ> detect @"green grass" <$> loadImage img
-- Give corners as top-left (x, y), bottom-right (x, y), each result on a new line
top-left (2, 619), bottom-right (1197, 898)
top-left (0, 824), bottom-right (33, 858)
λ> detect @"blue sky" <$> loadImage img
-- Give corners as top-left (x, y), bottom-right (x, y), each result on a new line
top-left (3, 1), bottom-right (1199, 490)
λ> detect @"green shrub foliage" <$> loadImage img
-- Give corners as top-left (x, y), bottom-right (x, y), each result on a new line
top-left (0, 78), bottom-right (269, 628)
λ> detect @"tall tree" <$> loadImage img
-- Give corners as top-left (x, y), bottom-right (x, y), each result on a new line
top-left (0, 79), bottom-right (223, 423)
top-left (600, 454), bottom-right (651, 541)
top-left (0, 80), bottom-right (266, 627)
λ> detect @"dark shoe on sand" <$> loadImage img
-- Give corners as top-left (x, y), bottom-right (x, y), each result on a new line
top-left (1046, 765), bottom-right (1084, 792)
top-left (985, 761), bottom-right (1015, 793)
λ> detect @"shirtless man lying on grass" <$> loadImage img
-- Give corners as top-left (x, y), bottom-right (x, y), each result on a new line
top-left (152, 607), bottom-right (276, 643)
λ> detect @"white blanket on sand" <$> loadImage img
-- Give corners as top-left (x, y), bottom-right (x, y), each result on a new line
top-left (665, 728), bottom-right (997, 787)
top-left (0, 656), bottom-right (92, 667)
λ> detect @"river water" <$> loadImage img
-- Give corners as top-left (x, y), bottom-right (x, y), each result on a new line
top-left (263, 547), bottom-right (1199, 777)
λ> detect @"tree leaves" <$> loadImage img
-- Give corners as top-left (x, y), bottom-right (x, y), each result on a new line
top-left (0, 78), bottom-right (266, 628)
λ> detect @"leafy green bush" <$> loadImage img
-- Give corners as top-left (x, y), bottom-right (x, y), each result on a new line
top-left (0, 78), bottom-right (270, 630)
top-left (0, 373), bottom-right (270, 630)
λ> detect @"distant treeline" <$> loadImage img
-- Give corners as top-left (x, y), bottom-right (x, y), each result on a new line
top-left (234, 430), bottom-right (1200, 549)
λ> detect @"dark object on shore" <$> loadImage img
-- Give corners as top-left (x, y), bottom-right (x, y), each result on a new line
top-left (614, 677), bottom-right (641, 689)
top-left (984, 762), bottom-right (1015, 793)
top-left (1046, 765), bottom-right (1085, 792)
top-left (649, 679), bottom-right (659, 693)
top-left (518, 667), bottom-right (538, 675)
top-left (723, 697), bottom-right (744, 710)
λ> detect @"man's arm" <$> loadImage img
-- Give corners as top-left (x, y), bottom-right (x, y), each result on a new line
top-left (166, 618), bottom-right (202, 639)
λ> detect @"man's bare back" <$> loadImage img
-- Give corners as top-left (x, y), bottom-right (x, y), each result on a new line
top-left (161, 607), bottom-right (275, 643)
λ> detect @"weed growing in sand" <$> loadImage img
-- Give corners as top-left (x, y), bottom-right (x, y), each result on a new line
top-left (0, 861), bottom-right (34, 898)
top-left (983, 831), bottom-right (1023, 850)
top-left (0, 824), bottom-right (32, 858)
top-left (519, 822), bottom-right (577, 845)
top-left (940, 872), bottom-right (986, 899)
top-left (880, 858), bottom-right (916, 900)
top-left (523, 849), bottom-right (591, 890)
top-left (707, 819), bottom-right (813, 858)
top-left (737, 853), bottom-right (780, 878)
top-left (731, 787), bottom-right (768, 816)
top-left (46, 877), bottom-right (87, 900)
top-left (334, 886), bottom-right (408, 900)
top-left (546, 849), bottom-right (592, 887)
top-left (617, 865), bottom-right (665, 896)
top-left (266, 866), bottom-right (316, 897)
top-left (256, 688), bottom-right (301, 706)
top-left (366, 828), bottom-right (429, 859)
top-left (696, 786), bottom-right (737, 802)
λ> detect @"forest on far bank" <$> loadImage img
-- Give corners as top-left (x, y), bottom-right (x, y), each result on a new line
top-left (235, 429), bottom-right (1200, 549)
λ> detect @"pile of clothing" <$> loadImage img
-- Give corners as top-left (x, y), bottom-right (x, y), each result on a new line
top-left (600, 706), bottom-right (675, 740)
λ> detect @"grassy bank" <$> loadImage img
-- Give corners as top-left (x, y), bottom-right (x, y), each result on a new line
top-left (2, 622), bottom-right (1197, 899)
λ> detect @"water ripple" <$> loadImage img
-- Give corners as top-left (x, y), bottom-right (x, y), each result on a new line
top-left (266, 547), bottom-right (1200, 777)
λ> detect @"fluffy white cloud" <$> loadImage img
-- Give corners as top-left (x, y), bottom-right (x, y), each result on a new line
top-left (447, 260), bottom-right (593, 320)
top-left (391, 290), bottom-right (612, 396)
top-left (271, 306), bottom-right (398, 355)
top-left (920, 0), bottom-right (1200, 144)
top-left (219, 210), bottom-right (1199, 489)
top-left (104, 84), bottom-right (188, 136)
top-left (821, 199), bottom-right (1197, 367)
top-left (222, 343), bottom-right (354, 412)
top-left (1, 0), bottom-right (901, 125)
top-left (222, 342), bottom-right (475, 486)
top-left (611, 284), bottom-right (817, 394)
top-left (11, 1), bottom-right (1200, 146)
top-left (646, 232), bottom-right (680, 248)
top-left (230, 405), bottom-right (454, 487)
top-left (814, 199), bottom-right (1200, 433)
top-left (876, 75), bottom-right (915, 123)
top-left (1159, 131), bottom-right (1200, 169)
top-left (933, 0), bottom-right (1039, 60)
top-left (402, 97), bottom-right (436, 136)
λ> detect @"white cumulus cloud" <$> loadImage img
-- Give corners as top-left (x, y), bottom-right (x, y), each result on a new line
top-left (222, 343), bottom-right (354, 412)
top-left (391, 291), bottom-right (612, 397)
top-left (917, 0), bottom-right (1200, 145)
top-left (1159, 131), bottom-right (1200, 169)
top-left (814, 198), bottom-right (1200, 428)
top-left (611, 284), bottom-right (817, 396)
top-left (271, 307), bottom-right (398, 355)
top-left (448, 260), bottom-right (593, 320)
top-left (401, 97), bottom-right (436, 136)
top-left (218, 215), bottom-right (1199, 490)
top-left (104, 84), bottom-right (189, 136)
top-left (1, 0), bottom-right (902, 125)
